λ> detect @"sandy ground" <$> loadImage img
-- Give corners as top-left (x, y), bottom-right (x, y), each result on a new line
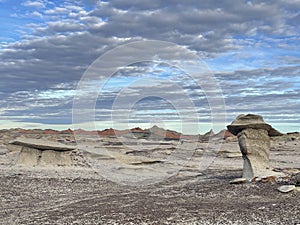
top-left (0, 131), bottom-right (299, 224)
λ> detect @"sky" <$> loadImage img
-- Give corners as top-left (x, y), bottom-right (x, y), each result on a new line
top-left (0, 0), bottom-right (299, 134)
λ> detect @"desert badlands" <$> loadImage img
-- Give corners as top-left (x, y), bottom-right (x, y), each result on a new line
top-left (0, 115), bottom-right (299, 224)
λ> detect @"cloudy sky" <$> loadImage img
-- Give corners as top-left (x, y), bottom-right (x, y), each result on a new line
top-left (0, 0), bottom-right (299, 134)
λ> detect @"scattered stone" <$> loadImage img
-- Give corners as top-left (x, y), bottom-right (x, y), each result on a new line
top-left (252, 173), bottom-right (288, 182)
top-left (230, 178), bottom-right (247, 184)
top-left (291, 173), bottom-right (300, 186)
top-left (260, 176), bottom-right (276, 183)
top-left (277, 185), bottom-right (296, 193)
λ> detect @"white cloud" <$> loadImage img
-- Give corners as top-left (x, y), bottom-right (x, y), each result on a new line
top-left (22, 0), bottom-right (46, 8)
top-left (45, 7), bottom-right (70, 15)
top-left (31, 11), bottom-right (43, 18)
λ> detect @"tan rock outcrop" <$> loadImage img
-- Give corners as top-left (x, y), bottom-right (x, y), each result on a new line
top-left (237, 128), bottom-right (270, 179)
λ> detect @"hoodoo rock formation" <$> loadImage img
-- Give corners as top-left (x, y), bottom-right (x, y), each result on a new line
top-left (7, 138), bottom-right (82, 167)
top-left (227, 114), bottom-right (282, 180)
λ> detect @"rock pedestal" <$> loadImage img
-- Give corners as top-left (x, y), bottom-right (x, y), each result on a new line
top-left (237, 128), bottom-right (270, 179)
top-left (7, 138), bottom-right (78, 167)
top-left (227, 114), bottom-right (281, 180)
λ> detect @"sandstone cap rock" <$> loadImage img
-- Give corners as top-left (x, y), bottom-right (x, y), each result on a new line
top-left (9, 137), bottom-right (76, 151)
top-left (227, 114), bottom-right (282, 136)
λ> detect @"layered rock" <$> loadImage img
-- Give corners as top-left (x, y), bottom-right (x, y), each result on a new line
top-left (237, 128), bottom-right (270, 179)
top-left (227, 114), bottom-right (282, 137)
top-left (7, 138), bottom-right (80, 167)
top-left (227, 114), bottom-right (282, 180)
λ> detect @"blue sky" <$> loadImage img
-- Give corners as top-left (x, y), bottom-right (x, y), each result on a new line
top-left (0, 0), bottom-right (299, 134)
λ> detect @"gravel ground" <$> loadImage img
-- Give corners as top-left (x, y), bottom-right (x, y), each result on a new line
top-left (0, 168), bottom-right (299, 225)
top-left (0, 131), bottom-right (299, 224)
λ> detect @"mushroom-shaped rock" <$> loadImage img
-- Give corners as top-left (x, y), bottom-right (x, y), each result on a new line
top-left (7, 138), bottom-right (79, 167)
top-left (227, 114), bottom-right (281, 180)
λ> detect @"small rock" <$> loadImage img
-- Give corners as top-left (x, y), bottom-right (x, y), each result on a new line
top-left (252, 177), bottom-right (261, 182)
top-left (289, 173), bottom-right (300, 186)
top-left (225, 152), bottom-right (242, 158)
top-left (277, 185), bottom-right (296, 193)
top-left (230, 178), bottom-right (247, 184)
top-left (272, 168), bottom-right (282, 172)
top-left (295, 173), bottom-right (300, 184)
top-left (260, 176), bottom-right (276, 183)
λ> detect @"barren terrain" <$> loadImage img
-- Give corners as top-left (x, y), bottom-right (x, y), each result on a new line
top-left (0, 129), bottom-right (299, 224)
